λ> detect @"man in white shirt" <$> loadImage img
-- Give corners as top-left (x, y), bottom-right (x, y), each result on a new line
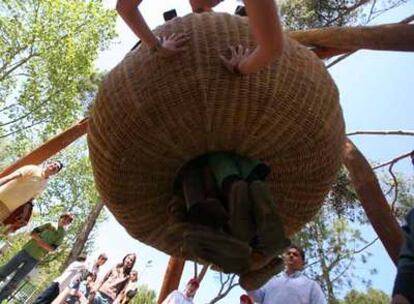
top-left (89, 253), bottom-right (108, 277)
top-left (50, 253), bottom-right (109, 304)
top-left (247, 245), bottom-right (326, 304)
top-left (34, 254), bottom-right (88, 304)
top-left (0, 161), bottom-right (63, 223)
top-left (161, 278), bottom-right (199, 304)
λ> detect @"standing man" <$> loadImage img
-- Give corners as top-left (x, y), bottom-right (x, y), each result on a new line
top-left (247, 245), bottom-right (326, 304)
top-left (89, 253), bottom-right (108, 277)
top-left (161, 278), bottom-right (199, 304)
top-left (0, 161), bottom-right (64, 224)
top-left (0, 212), bottom-right (74, 302)
top-left (392, 208), bottom-right (414, 304)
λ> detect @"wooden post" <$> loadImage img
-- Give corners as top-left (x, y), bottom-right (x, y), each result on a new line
top-left (288, 23), bottom-right (414, 59)
top-left (0, 118), bottom-right (88, 178)
top-left (343, 138), bottom-right (404, 265)
top-left (157, 257), bottom-right (185, 304)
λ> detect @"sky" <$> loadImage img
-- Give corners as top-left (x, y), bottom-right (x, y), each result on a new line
top-left (92, 1), bottom-right (414, 303)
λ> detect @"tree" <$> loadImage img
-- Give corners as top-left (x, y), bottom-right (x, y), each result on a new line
top-left (0, 0), bottom-right (115, 289)
top-left (208, 272), bottom-right (238, 304)
top-left (294, 170), bottom-right (373, 303)
top-left (382, 174), bottom-right (414, 221)
top-left (130, 285), bottom-right (157, 304)
top-left (0, 0), bottom-right (116, 155)
top-left (280, 0), bottom-right (408, 30)
top-left (339, 288), bottom-right (390, 304)
top-left (62, 200), bottom-right (105, 269)
top-left (296, 206), bottom-right (376, 303)
top-left (293, 167), bottom-right (414, 303)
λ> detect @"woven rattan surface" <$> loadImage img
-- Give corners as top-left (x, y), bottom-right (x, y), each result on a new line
top-left (88, 12), bottom-right (345, 258)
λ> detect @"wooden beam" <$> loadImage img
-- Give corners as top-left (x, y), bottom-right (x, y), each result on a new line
top-left (157, 257), bottom-right (185, 304)
top-left (289, 24), bottom-right (414, 59)
top-left (343, 138), bottom-right (404, 265)
top-left (0, 118), bottom-right (88, 178)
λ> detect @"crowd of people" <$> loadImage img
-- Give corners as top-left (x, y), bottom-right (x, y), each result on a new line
top-left (0, 161), bottom-right (141, 304)
top-left (33, 251), bottom-right (140, 304)
top-left (0, 227), bottom-right (140, 304)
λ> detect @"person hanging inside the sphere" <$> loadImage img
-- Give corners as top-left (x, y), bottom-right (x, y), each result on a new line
top-left (115, 0), bottom-right (284, 74)
top-left (116, 0), bottom-right (289, 290)
top-left (174, 153), bottom-right (290, 290)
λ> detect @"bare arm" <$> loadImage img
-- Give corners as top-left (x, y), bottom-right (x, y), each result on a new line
top-left (31, 232), bottom-right (55, 252)
top-left (241, 0), bottom-right (284, 72)
top-left (116, 0), bottom-right (189, 55)
top-left (92, 268), bottom-right (112, 293)
top-left (116, 0), bottom-right (159, 48)
top-left (0, 171), bottom-right (22, 187)
top-left (221, 0), bottom-right (284, 74)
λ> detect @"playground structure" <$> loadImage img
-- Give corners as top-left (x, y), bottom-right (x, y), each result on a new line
top-left (1, 13), bottom-right (413, 303)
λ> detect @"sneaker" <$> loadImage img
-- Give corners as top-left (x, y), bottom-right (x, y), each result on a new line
top-left (239, 256), bottom-right (285, 291)
top-left (183, 225), bottom-right (251, 273)
top-left (249, 180), bottom-right (290, 254)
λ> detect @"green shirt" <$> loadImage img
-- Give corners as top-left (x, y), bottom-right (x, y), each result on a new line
top-left (23, 223), bottom-right (64, 260)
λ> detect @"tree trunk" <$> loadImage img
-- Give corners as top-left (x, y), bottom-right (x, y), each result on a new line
top-left (0, 118), bottom-right (88, 178)
top-left (197, 265), bottom-right (209, 283)
top-left (157, 257), bottom-right (185, 304)
top-left (313, 221), bottom-right (336, 303)
top-left (289, 23), bottom-right (414, 59)
top-left (343, 138), bottom-right (404, 264)
top-left (61, 201), bottom-right (104, 270)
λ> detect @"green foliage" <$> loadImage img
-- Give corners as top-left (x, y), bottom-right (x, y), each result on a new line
top-left (294, 169), bottom-right (373, 302)
top-left (280, 0), bottom-right (408, 30)
top-left (0, 0), bottom-right (116, 155)
top-left (383, 175), bottom-right (414, 221)
top-left (130, 285), bottom-right (157, 304)
top-left (339, 288), bottom-right (390, 304)
top-left (0, 0), bottom-right (113, 287)
top-left (325, 169), bottom-right (359, 220)
top-left (0, 232), bottom-right (30, 266)
top-left (294, 168), bottom-right (414, 302)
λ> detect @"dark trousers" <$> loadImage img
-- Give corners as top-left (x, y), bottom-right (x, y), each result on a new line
top-left (393, 208), bottom-right (414, 302)
top-left (33, 281), bottom-right (60, 304)
top-left (0, 249), bottom-right (38, 301)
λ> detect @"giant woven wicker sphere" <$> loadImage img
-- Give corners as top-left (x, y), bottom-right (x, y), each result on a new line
top-left (88, 13), bottom-right (345, 258)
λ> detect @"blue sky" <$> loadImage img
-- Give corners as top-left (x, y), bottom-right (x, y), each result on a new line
top-left (92, 1), bottom-right (414, 303)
